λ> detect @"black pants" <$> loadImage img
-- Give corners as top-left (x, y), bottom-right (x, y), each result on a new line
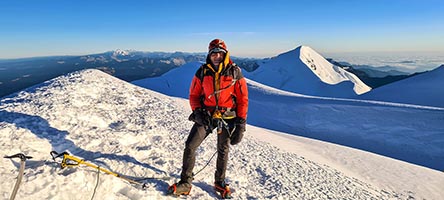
top-left (180, 120), bottom-right (234, 183)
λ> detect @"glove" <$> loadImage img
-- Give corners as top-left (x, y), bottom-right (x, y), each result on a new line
top-left (188, 108), bottom-right (209, 126)
top-left (230, 117), bottom-right (246, 145)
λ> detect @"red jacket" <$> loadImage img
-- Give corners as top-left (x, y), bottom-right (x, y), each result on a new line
top-left (189, 52), bottom-right (248, 119)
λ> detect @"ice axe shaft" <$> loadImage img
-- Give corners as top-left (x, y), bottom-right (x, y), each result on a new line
top-left (4, 153), bottom-right (32, 200)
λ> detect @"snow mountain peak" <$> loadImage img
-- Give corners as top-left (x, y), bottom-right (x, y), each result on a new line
top-left (248, 45), bottom-right (371, 97)
top-left (112, 49), bottom-right (132, 57)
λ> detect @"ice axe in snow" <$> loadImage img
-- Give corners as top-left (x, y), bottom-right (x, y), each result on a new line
top-left (4, 153), bottom-right (33, 200)
top-left (50, 151), bottom-right (148, 188)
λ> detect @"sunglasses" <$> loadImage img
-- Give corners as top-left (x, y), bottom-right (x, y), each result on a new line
top-left (209, 47), bottom-right (227, 54)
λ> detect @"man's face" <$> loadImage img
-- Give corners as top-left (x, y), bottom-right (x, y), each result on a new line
top-left (210, 52), bottom-right (225, 67)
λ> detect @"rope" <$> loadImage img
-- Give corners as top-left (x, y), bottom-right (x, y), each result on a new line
top-left (221, 118), bottom-right (236, 138)
top-left (133, 176), bottom-right (172, 182)
top-left (193, 120), bottom-right (235, 178)
top-left (206, 79), bottom-right (237, 100)
top-left (193, 150), bottom-right (218, 177)
top-left (50, 128), bottom-right (238, 195)
top-left (90, 166), bottom-right (100, 200)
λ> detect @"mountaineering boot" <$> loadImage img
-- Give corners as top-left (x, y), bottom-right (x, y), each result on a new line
top-left (214, 181), bottom-right (232, 199)
top-left (167, 180), bottom-right (192, 196)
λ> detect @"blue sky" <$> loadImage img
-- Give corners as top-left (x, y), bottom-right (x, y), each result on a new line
top-left (1, 0), bottom-right (443, 58)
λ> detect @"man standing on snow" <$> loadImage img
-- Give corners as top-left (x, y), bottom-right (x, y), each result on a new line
top-left (168, 39), bottom-right (248, 198)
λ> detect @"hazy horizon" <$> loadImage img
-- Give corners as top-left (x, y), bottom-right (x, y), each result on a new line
top-left (1, 48), bottom-right (443, 59)
top-left (1, 48), bottom-right (443, 73)
top-left (1, 0), bottom-right (443, 59)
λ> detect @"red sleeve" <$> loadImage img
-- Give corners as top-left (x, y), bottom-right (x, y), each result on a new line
top-left (235, 77), bottom-right (248, 119)
top-left (189, 76), bottom-right (202, 111)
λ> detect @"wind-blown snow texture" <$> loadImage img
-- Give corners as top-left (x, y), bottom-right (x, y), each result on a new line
top-left (246, 46), bottom-right (371, 97)
top-left (2, 69), bottom-right (443, 199)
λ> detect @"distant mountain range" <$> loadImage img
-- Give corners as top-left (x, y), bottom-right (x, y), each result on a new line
top-left (0, 50), bottom-right (258, 97)
top-left (0, 48), bottom-right (440, 98)
top-left (327, 58), bottom-right (425, 89)
top-left (328, 59), bottom-right (410, 76)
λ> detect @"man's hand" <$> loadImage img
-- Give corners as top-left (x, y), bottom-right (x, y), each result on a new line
top-left (230, 117), bottom-right (246, 145)
top-left (188, 108), bottom-right (209, 126)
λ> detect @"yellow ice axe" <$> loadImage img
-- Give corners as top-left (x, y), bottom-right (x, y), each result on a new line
top-left (50, 151), bottom-right (146, 187)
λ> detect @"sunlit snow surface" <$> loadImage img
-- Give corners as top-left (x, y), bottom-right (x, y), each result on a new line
top-left (1, 69), bottom-right (443, 199)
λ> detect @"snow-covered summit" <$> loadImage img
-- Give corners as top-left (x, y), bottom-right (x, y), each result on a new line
top-left (360, 65), bottom-right (444, 108)
top-left (112, 49), bottom-right (132, 57)
top-left (246, 46), bottom-right (371, 97)
top-left (2, 69), bottom-right (443, 199)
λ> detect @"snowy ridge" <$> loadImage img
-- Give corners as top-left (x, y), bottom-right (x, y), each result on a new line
top-left (361, 65), bottom-right (444, 108)
top-left (247, 78), bottom-right (444, 111)
top-left (247, 46), bottom-right (371, 97)
top-left (1, 69), bottom-right (436, 199)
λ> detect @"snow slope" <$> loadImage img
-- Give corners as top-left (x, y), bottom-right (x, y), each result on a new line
top-left (246, 46), bottom-right (371, 97)
top-left (132, 62), bottom-right (201, 98)
top-left (360, 65), bottom-right (444, 108)
top-left (2, 69), bottom-right (443, 199)
top-left (133, 62), bottom-right (444, 171)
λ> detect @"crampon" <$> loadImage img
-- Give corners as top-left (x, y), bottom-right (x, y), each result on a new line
top-left (214, 181), bottom-right (232, 199)
top-left (167, 182), bottom-right (192, 196)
